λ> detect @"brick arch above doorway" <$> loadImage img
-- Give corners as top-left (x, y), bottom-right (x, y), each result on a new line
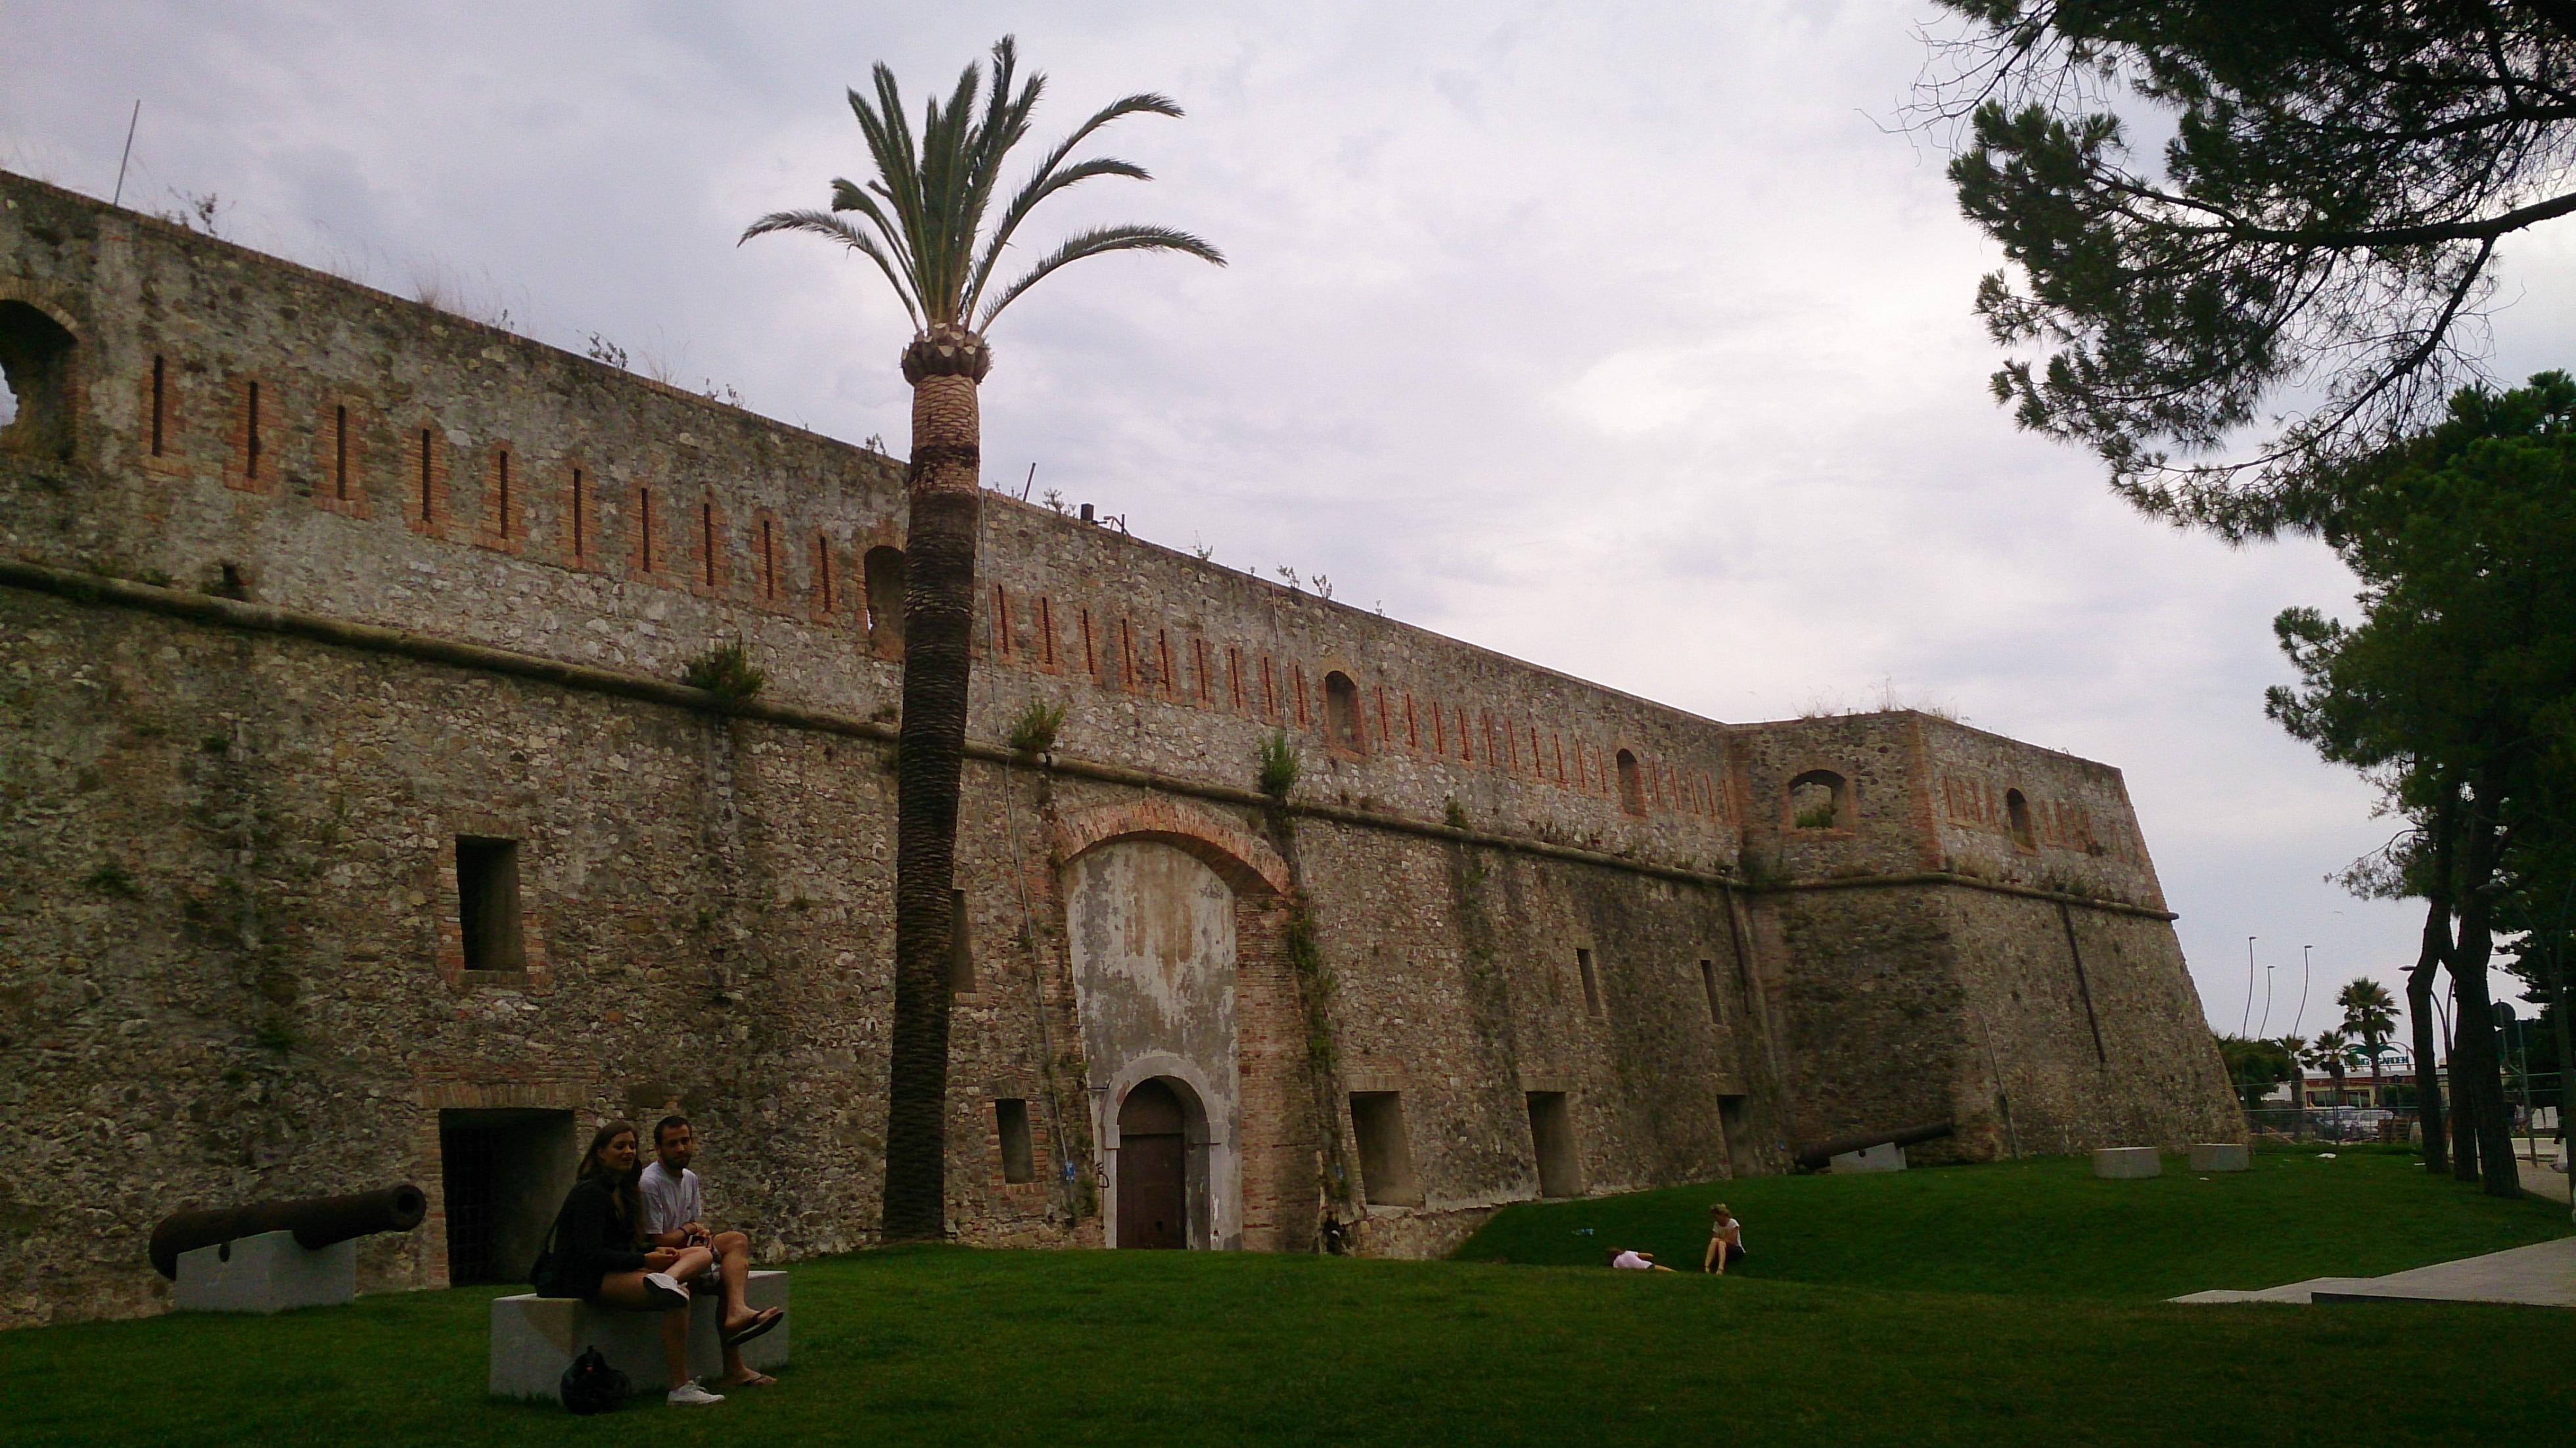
top-left (1053, 798), bottom-right (1291, 897)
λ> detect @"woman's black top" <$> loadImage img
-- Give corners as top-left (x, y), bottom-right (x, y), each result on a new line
top-left (540, 1175), bottom-right (648, 1301)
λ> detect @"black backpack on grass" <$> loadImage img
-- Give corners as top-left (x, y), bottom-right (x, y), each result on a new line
top-left (560, 1346), bottom-right (629, 1414)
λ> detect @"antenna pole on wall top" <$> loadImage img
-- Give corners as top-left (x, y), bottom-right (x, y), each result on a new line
top-left (1021, 463), bottom-right (1036, 501)
top-left (112, 100), bottom-right (141, 207)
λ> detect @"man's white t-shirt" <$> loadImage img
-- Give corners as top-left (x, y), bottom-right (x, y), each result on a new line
top-left (639, 1160), bottom-right (704, 1238)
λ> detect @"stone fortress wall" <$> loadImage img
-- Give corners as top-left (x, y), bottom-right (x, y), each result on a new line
top-left (0, 170), bottom-right (2239, 1326)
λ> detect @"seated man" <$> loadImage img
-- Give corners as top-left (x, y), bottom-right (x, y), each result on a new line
top-left (641, 1115), bottom-right (783, 1389)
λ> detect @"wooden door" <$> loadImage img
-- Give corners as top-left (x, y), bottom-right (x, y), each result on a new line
top-left (1117, 1077), bottom-right (1189, 1250)
top-left (1118, 1133), bottom-right (1187, 1249)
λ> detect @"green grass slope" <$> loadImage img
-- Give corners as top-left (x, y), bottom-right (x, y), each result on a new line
top-left (1456, 1143), bottom-right (2571, 1300)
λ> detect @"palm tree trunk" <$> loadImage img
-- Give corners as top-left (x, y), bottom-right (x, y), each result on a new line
top-left (880, 329), bottom-right (991, 1242)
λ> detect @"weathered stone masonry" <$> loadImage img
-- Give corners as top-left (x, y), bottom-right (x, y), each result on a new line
top-left (0, 170), bottom-right (2238, 1326)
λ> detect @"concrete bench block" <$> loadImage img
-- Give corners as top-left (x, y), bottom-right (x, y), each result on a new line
top-left (175, 1230), bottom-right (355, 1313)
top-left (2189, 1142), bottom-right (2250, 1173)
top-left (1828, 1142), bottom-right (1907, 1174)
top-left (2092, 1146), bottom-right (2162, 1179)
top-left (489, 1269), bottom-right (789, 1400)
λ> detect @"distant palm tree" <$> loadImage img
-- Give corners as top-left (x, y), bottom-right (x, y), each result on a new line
top-left (2337, 978), bottom-right (2400, 1110)
top-left (2305, 1029), bottom-right (2360, 1112)
top-left (745, 37), bottom-right (1223, 1241)
top-left (2276, 1034), bottom-right (2309, 1112)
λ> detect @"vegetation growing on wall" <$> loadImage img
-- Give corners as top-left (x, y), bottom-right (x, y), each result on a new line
top-left (679, 641), bottom-right (764, 702)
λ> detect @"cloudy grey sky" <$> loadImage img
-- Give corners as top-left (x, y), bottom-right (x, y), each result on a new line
top-left (9, 1), bottom-right (2570, 1041)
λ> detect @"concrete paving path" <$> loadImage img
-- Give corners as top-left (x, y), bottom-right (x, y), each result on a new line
top-left (2173, 1235), bottom-right (2576, 1309)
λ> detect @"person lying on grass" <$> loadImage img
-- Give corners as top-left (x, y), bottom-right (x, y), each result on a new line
top-left (1607, 1248), bottom-right (1674, 1271)
top-left (1703, 1202), bottom-right (1745, 1275)
top-left (538, 1120), bottom-right (727, 1407)
top-left (643, 1114), bottom-right (783, 1390)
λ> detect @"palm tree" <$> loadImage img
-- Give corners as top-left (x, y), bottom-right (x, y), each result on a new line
top-left (2337, 978), bottom-right (2400, 1110)
top-left (2305, 1029), bottom-right (2359, 1113)
top-left (744, 37), bottom-right (1223, 1241)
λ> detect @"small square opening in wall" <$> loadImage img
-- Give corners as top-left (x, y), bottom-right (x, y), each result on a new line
top-left (455, 836), bottom-right (524, 974)
top-left (949, 888), bottom-right (976, 995)
top-left (1575, 948), bottom-right (1603, 1016)
top-left (1348, 1092), bottom-right (1423, 1206)
top-left (1527, 1091), bottom-right (1582, 1198)
top-left (996, 1098), bottom-right (1034, 1184)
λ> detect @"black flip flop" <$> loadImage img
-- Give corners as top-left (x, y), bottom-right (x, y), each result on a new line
top-left (722, 1307), bottom-right (783, 1348)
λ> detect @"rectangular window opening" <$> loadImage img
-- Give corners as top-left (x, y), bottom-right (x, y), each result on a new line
top-left (1348, 1092), bottom-right (1423, 1206)
top-left (701, 501), bottom-right (717, 586)
top-left (1576, 947), bottom-right (1602, 1017)
top-left (638, 487), bottom-right (656, 572)
top-left (150, 355), bottom-right (167, 457)
top-left (760, 518), bottom-right (777, 598)
top-left (996, 1098), bottom-right (1035, 1184)
top-left (1527, 1092), bottom-right (1582, 1198)
top-left (455, 836), bottom-right (525, 974)
top-left (244, 380), bottom-right (262, 478)
top-left (992, 584), bottom-right (1011, 655)
top-left (419, 429), bottom-right (435, 522)
top-left (949, 887), bottom-right (976, 995)
top-left (570, 469), bottom-right (587, 559)
top-left (1037, 595), bottom-right (1057, 666)
top-left (495, 449), bottom-right (511, 538)
top-left (333, 404), bottom-right (349, 500)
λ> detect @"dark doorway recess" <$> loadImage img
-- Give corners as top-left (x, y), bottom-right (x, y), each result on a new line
top-left (1116, 1078), bottom-right (1187, 1250)
top-left (1527, 1091), bottom-right (1582, 1198)
top-left (438, 1108), bottom-right (576, 1285)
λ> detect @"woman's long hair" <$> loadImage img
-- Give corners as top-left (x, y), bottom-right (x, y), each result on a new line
top-left (579, 1119), bottom-right (645, 1243)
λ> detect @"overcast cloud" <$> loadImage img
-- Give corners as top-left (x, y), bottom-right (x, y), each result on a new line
top-left (9, 1), bottom-right (2571, 1041)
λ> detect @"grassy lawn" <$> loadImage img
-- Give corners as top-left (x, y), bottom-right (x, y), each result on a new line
top-left (6, 1146), bottom-right (2570, 1447)
top-left (1457, 1142), bottom-right (2575, 1299)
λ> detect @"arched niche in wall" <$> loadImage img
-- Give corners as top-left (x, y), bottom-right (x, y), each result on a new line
top-left (862, 545), bottom-right (907, 654)
top-left (1787, 769), bottom-right (1849, 832)
top-left (2006, 788), bottom-right (2036, 851)
top-left (1323, 670), bottom-right (1364, 755)
top-left (1616, 748), bottom-right (1645, 816)
top-left (0, 298), bottom-right (79, 462)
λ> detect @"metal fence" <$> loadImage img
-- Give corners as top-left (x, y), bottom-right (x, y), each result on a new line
top-left (2242, 1102), bottom-right (2565, 1146)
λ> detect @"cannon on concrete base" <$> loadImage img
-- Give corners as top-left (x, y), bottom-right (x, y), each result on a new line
top-left (150, 1184), bottom-right (427, 1280)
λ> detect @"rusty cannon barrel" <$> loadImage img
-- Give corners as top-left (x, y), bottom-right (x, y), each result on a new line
top-left (1793, 1121), bottom-right (1956, 1173)
top-left (149, 1184), bottom-right (427, 1279)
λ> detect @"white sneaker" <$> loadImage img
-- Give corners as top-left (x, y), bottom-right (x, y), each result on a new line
top-left (667, 1383), bottom-right (725, 1407)
top-left (641, 1272), bottom-right (691, 1309)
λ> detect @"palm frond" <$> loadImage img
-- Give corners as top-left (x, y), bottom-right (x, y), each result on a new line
top-left (755, 39), bottom-right (1220, 340)
top-left (827, 177), bottom-right (919, 278)
top-left (738, 209), bottom-right (923, 327)
top-left (962, 93), bottom-right (1185, 317)
top-left (980, 223), bottom-right (1226, 328)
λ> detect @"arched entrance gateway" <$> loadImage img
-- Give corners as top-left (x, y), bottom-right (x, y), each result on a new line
top-left (1057, 801), bottom-right (1298, 1252)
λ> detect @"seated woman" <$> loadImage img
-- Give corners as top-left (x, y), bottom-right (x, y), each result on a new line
top-left (1702, 1202), bottom-right (1745, 1275)
top-left (539, 1120), bottom-right (725, 1406)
